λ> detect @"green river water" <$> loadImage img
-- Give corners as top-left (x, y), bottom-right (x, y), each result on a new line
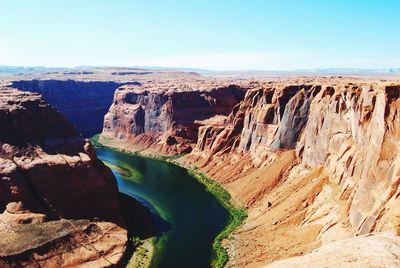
top-left (96, 148), bottom-right (230, 268)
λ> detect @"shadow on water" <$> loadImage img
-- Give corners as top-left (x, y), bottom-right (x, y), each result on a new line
top-left (119, 192), bottom-right (171, 238)
top-left (118, 192), bottom-right (172, 267)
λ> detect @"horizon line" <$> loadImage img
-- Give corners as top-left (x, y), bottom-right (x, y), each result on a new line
top-left (1, 64), bottom-right (400, 73)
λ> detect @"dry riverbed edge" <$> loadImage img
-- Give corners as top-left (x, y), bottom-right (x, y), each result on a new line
top-left (91, 134), bottom-right (247, 268)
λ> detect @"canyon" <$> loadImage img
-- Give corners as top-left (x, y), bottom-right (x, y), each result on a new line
top-left (3, 69), bottom-right (400, 267)
top-left (97, 75), bottom-right (400, 267)
top-left (5, 69), bottom-right (211, 137)
top-left (10, 80), bottom-right (125, 137)
top-left (0, 88), bottom-right (128, 267)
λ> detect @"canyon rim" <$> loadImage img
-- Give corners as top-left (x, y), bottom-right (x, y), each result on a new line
top-left (1, 0), bottom-right (400, 267)
top-left (2, 71), bottom-right (400, 267)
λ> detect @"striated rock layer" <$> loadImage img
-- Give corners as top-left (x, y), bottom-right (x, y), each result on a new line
top-left (183, 80), bottom-right (400, 267)
top-left (11, 80), bottom-right (126, 137)
top-left (101, 77), bottom-right (400, 267)
top-left (0, 88), bottom-right (127, 267)
top-left (100, 83), bottom-right (246, 155)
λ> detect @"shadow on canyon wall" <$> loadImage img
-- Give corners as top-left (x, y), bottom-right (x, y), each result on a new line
top-left (11, 80), bottom-right (139, 137)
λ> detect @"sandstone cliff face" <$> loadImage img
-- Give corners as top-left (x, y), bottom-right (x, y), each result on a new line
top-left (101, 84), bottom-right (246, 155)
top-left (183, 80), bottom-right (400, 266)
top-left (0, 88), bottom-right (127, 267)
top-left (297, 84), bottom-right (400, 239)
top-left (100, 78), bottom-right (400, 267)
top-left (11, 80), bottom-right (127, 137)
top-left (192, 84), bottom-right (321, 165)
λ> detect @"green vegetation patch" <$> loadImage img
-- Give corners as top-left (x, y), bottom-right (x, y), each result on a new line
top-left (90, 134), bottom-right (105, 148)
top-left (187, 170), bottom-right (247, 268)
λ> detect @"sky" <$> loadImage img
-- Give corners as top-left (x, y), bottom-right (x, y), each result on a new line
top-left (0, 0), bottom-right (399, 70)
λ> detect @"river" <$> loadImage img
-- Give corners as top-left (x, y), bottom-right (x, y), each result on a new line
top-left (96, 148), bottom-right (230, 268)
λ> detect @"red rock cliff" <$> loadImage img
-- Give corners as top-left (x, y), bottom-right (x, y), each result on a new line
top-left (183, 80), bottom-right (400, 267)
top-left (0, 88), bottom-right (127, 267)
top-left (101, 83), bottom-right (246, 155)
top-left (297, 84), bottom-right (400, 236)
top-left (100, 78), bottom-right (400, 267)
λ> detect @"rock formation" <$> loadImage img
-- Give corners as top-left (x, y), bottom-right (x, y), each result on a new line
top-left (265, 233), bottom-right (400, 268)
top-left (5, 69), bottom-right (213, 138)
top-left (100, 82), bottom-right (246, 155)
top-left (0, 88), bottom-right (127, 267)
top-left (101, 77), bottom-right (400, 267)
top-left (297, 84), bottom-right (400, 237)
top-left (11, 80), bottom-right (126, 137)
top-left (185, 80), bottom-right (400, 267)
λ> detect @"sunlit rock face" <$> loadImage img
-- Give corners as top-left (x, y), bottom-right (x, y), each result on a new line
top-left (0, 88), bottom-right (127, 267)
top-left (265, 233), bottom-right (400, 268)
top-left (297, 84), bottom-right (400, 236)
top-left (99, 76), bottom-right (400, 267)
top-left (179, 80), bottom-right (400, 267)
top-left (193, 82), bottom-right (400, 237)
top-left (101, 83), bottom-right (246, 155)
top-left (190, 84), bottom-right (321, 166)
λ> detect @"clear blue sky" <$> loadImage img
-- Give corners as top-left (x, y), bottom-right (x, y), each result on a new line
top-left (0, 0), bottom-right (399, 70)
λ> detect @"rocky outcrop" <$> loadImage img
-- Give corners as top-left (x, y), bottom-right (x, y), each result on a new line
top-left (101, 84), bottom-right (246, 155)
top-left (11, 80), bottom-right (128, 137)
top-left (0, 88), bottom-right (127, 267)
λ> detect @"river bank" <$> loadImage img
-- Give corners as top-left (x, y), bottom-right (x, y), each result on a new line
top-left (91, 134), bottom-right (247, 268)
top-left (118, 192), bottom-right (158, 268)
top-left (126, 238), bottom-right (155, 268)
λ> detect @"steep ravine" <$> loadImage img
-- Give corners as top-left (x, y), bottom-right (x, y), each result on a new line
top-left (100, 79), bottom-right (400, 267)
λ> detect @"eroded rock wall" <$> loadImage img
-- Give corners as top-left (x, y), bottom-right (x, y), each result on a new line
top-left (11, 80), bottom-right (126, 137)
top-left (0, 88), bottom-right (127, 267)
top-left (101, 84), bottom-right (246, 155)
top-left (297, 84), bottom-right (400, 237)
top-left (191, 84), bottom-right (321, 165)
top-left (100, 78), bottom-right (400, 267)
top-left (184, 81), bottom-right (400, 267)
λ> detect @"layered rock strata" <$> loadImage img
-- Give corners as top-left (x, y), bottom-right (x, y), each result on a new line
top-left (101, 78), bottom-right (400, 267)
top-left (0, 88), bottom-right (127, 267)
top-left (11, 80), bottom-right (126, 137)
top-left (101, 83), bottom-right (246, 155)
top-left (184, 81), bottom-right (400, 267)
